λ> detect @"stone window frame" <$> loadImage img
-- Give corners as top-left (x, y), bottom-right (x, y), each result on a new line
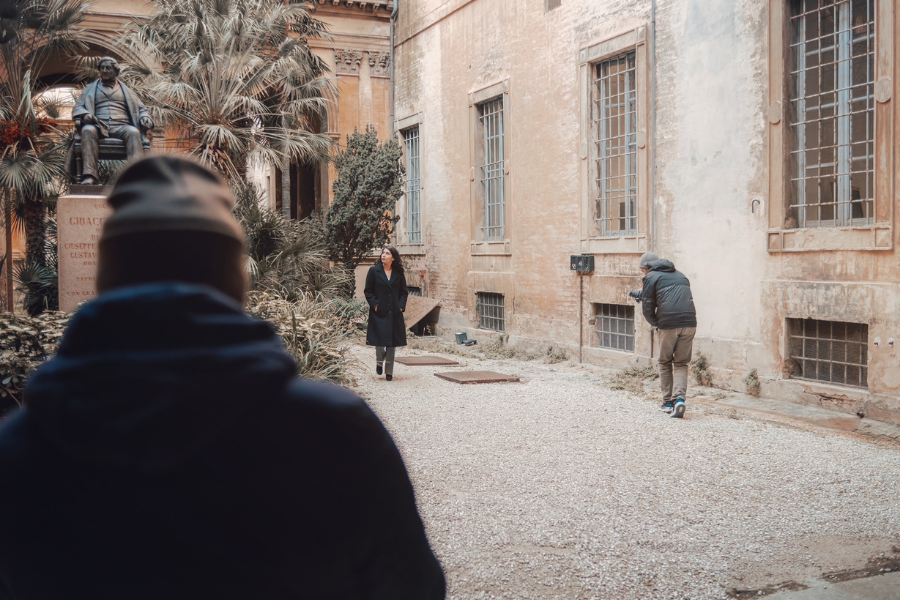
top-left (395, 111), bottom-right (426, 255)
top-left (578, 26), bottom-right (651, 256)
top-left (767, 0), bottom-right (895, 252)
top-left (469, 79), bottom-right (512, 256)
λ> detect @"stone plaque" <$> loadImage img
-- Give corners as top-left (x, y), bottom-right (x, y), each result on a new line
top-left (58, 192), bottom-right (110, 312)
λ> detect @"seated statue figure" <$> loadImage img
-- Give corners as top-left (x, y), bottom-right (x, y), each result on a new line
top-left (71, 57), bottom-right (154, 185)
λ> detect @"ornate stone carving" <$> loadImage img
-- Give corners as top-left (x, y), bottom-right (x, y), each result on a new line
top-left (369, 52), bottom-right (391, 78)
top-left (333, 49), bottom-right (363, 75)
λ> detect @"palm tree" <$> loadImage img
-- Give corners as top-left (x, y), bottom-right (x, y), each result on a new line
top-left (0, 0), bottom-right (89, 309)
top-left (116, 0), bottom-right (334, 194)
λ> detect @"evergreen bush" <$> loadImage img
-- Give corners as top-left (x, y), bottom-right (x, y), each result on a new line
top-left (325, 126), bottom-right (403, 284)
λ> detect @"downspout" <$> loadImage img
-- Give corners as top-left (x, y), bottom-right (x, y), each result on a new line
top-left (649, 0), bottom-right (657, 359)
top-left (578, 272), bottom-right (584, 363)
top-left (390, 0), bottom-right (398, 137)
top-left (650, 0), bottom-right (657, 254)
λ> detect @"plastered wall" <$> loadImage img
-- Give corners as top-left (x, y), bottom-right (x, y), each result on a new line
top-left (395, 0), bottom-right (900, 421)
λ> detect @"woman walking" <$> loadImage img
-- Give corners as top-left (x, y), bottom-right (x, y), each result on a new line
top-left (364, 246), bottom-right (409, 381)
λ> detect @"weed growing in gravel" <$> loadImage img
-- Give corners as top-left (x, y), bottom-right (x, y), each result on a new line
top-left (406, 333), bottom-right (473, 357)
top-left (481, 334), bottom-right (540, 361)
top-left (744, 368), bottom-right (761, 396)
top-left (543, 345), bottom-right (570, 364)
top-left (691, 352), bottom-right (713, 386)
top-left (608, 366), bottom-right (658, 395)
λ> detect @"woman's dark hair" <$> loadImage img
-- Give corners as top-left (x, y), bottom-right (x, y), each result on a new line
top-left (380, 245), bottom-right (403, 273)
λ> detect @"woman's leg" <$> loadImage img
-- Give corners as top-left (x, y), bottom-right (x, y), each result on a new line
top-left (383, 347), bottom-right (396, 376)
top-left (375, 346), bottom-right (386, 374)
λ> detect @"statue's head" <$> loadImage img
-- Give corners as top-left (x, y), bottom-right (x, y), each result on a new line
top-left (98, 57), bottom-right (120, 82)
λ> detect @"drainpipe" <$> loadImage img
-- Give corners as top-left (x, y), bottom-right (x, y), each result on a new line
top-left (648, 0), bottom-right (657, 359)
top-left (649, 0), bottom-right (657, 254)
top-left (578, 272), bottom-right (584, 363)
top-left (390, 0), bottom-right (398, 137)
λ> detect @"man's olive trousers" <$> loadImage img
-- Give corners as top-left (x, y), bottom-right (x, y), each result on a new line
top-left (657, 326), bottom-right (696, 402)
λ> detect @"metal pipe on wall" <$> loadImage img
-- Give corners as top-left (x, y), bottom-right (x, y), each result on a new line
top-left (390, 0), bottom-right (398, 138)
top-left (650, 0), bottom-right (657, 253)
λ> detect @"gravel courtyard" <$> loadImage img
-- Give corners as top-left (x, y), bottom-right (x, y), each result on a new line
top-left (349, 342), bottom-right (900, 600)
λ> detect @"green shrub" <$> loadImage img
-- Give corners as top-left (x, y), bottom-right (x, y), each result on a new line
top-left (324, 126), bottom-right (403, 284)
top-left (0, 311), bottom-right (69, 416)
top-left (246, 290), bottom-right (362, 384)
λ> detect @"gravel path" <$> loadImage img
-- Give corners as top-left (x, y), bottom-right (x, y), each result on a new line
top-left (348, 342), bottom-right (900, 600)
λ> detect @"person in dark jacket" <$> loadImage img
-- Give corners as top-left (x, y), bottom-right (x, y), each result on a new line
top-left (639, 252), bottom-right (698, 418)
top-left (364, 247), bottom-right (409, 382)
top-left (0, 157), bottom-right (445, 600)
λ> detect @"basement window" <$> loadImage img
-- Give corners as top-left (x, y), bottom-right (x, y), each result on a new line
top-left (408, 286), bottom-right (422, 297)
top-left (787, 318), bottom-right (868, 388)
top-left (594, 303), bottom-right (635, 352)
top-left (476, 292), bottom-right (505, 331)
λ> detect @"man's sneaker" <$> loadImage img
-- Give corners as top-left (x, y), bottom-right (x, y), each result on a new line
top-left (659, 402), bottom-right (674, 413)
top-left (671, 399), bottom-right (686, 419)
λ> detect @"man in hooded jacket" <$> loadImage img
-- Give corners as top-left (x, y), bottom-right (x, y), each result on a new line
top-left (0, 157), bottom-right (446, 600)
top-left (638, 252), bottom-right (697, 419)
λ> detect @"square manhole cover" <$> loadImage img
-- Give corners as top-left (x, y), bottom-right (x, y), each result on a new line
top-left (434, 371), bottom-right (520, 384)
top-left (395, 356), bottom-right (460, 366)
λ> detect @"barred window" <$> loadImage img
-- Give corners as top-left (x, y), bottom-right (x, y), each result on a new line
top-left (593, 52), bottom-right (637, 237)
top-left (788, 318), bottom-right (868, 388)
top-left (404, 126), bottom-right (422, 244)
top-left (476, 292), bottom-right (505, 331)
top-left (787, 0), bottom-right (875, 228)
top-left (407, 286), bottom-right (422, 297)
top-left (594, 304), bottom-right (635, 352)
top-left (478, 97), bottom-right (505, 241)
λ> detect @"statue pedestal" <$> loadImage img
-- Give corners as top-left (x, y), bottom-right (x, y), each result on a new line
top-left (57, 189), bottom-right (110, 312)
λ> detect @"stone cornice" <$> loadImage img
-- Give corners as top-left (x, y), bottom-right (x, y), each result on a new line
top-left (310, 0), bottom-right (393, 20)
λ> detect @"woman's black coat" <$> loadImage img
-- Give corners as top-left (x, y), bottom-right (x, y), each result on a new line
top-left (364, 262), bottom-right (409, 347)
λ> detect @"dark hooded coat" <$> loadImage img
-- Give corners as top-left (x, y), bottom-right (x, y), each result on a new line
top-left (640, 259), bottom-right (697, 329)
top-left (0, 284), bottom-right (444, 600)
top-left (364, 262), bottom-right (409, 348)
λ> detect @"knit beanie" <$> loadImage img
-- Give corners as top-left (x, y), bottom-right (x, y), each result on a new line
top-left (97, 157), bottom-right (247, 303)
top-left (639, 252), bottom-right (659, 269)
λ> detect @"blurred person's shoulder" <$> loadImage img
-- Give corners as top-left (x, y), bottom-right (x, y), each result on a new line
top-left (274, 378), bottom-right (391, 444)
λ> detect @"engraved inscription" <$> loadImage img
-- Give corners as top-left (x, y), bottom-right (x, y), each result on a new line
top-left (59, 195), bottom-right (111, 312)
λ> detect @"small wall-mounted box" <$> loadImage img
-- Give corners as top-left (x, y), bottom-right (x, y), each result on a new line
top-left (570, 255), bottom-right (594, 272)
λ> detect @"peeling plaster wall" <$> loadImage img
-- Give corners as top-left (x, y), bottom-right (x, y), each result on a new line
top-left (395, 0), bottom-right (652, 350)
top-left (394, 0), bottom-right (900, 418)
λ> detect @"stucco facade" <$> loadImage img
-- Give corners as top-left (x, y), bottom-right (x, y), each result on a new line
top-left (393, 0), bottom-right (900, 422)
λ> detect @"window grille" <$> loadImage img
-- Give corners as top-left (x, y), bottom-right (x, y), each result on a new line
top-left (594, 304), bottom-right (635, 352)
top-left (479, 98), bottom-right (505, 241)
top-left (788, 318), bottom-right (868, 388)
top-left (408, 286), bottom-right (422, 297)
top-left (593, 52), bottom-right (637, 236)
top-left (788, 0), bottom-right (875, 228)
top-left (476, 292), bottom-right (505, 331)
top-left (404, 126), bottom-right (422, 244)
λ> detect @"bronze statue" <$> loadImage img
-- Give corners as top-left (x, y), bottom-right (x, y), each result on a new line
top-left (71, 57), bottom-right (153, 185)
